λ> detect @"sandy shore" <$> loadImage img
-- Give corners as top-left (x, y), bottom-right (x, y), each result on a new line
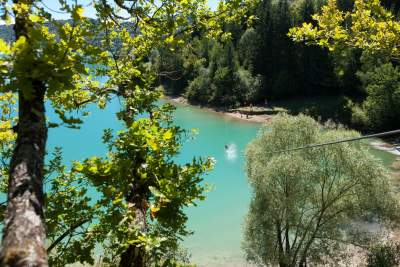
top-left (164, 96), bottom-right (274, 124)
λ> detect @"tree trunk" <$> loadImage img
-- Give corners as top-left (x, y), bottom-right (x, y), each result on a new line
top-left (276, 221), bottom-right (289, 267)
top-left (0, 1), bottom-right (49, 265)
top-left (0, 84), bottom-right (48, 267)
top-left (119, 187), bottom-right (148, 267)
top-left (119, 244), bottom-right (145, 267)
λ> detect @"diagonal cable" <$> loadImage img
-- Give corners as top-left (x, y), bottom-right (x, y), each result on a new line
top-left (270, 129), bottom-right (400, 154)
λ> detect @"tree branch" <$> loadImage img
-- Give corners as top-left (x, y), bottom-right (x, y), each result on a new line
top-left (47, 218), bottom-right (91, 253)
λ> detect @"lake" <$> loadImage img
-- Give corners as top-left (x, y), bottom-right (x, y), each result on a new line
top-left (46, 99), bottom-right (397, 266)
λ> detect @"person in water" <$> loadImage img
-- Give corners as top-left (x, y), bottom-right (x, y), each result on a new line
top-left (225, 144), bottom-right (229, 150)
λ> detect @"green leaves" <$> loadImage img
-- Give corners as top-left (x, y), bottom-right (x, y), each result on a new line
top-left (244, 114), bottom-right (400, 266)
top-left (289, 0), bottom-right (400, 58)
top-left (0, 0), bottom-right (253, 264)
top-left (0, 39), bottom-right (10, 55)
top-left (70, 103), bottom-right (213, 264)
top-left (348, 62), bottom-right (400, 131)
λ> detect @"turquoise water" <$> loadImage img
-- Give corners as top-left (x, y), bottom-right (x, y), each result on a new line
top-left (173, 106), bottom-right (259, 266)
top-left (47, 101), bottom-right (259, 266)
top-left (45, 100), bottom-right (397, 266)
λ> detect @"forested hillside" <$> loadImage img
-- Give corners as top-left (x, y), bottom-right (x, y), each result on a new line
top-left (154, 0), bottom-right (400, 131)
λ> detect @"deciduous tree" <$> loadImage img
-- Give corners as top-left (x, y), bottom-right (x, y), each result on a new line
top-left (0, 1), bottom-right (96, 265)
top-left (243, 114), bottom-right (399, 267)
top-left (288, 0), bottom-right (400, 59)
top-left (0, 0), bottom-right (253, 265)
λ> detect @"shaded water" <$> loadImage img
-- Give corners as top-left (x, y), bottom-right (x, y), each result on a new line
top-left (46, 101), bottom-right (397, 266)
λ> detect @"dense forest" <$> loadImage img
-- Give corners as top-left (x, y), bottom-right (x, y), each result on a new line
top-left (154, 0), bottom-right (400, 131)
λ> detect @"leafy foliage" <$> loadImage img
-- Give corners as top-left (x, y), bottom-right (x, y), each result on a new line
top-left (183, 39), bottom-right (264, 107)
top-left (0, 93), bottom-right (16, 170)
top-left (289, 0), bottom-right (400, 58)
top-left (289, 0), bottom-right (400, 130)
top-left (0, 2), bottom-right (99, 128)
top-left (347, 62), bottom-right (400, 130)
top-left (1, 0), bottom-right (237, 264)
top-left (366, 241), bottom-right (400, 267)
top-left (0, 143), bottom-right (98, 266)
top-left (0, 100), bottom-right (213, 266)
top-left (44, 148), bottom-right (99, 267)
top-left (243, 114), bottom-right (399, 266)
top-left (73, 104), bottom-right (214, 265)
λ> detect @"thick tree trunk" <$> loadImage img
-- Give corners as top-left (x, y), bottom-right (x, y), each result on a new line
top-left (119, 187), bottom-right (148, 267)
top-left (0, 1), bottom-right (49, 265)
top-left (119, 243), bottom-right (145, 267)
top-left (0, 84), bottom-right (48, 266)
top-left (0, 84), bottom-right (48, 267)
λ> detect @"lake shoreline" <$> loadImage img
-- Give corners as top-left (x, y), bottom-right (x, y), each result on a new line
top-left (164, 96), bottom-right (400, 158)
top-left (164, 96), bottom-right (274, 124)
top-left (370, 140), bottom-right (400, 156)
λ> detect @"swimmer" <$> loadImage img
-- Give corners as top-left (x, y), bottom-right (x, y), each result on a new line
top-left (225, 143), bottom-right (238, 161)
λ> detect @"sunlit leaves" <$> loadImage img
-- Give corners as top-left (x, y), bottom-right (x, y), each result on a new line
top-left (72, 6), bottom-right (85, 21)
top-left (28, 14), bottom-right (43, 23)
top-left (288, 0), bottom-right (400, 58)
top-left (0, 93), bottom-right (16, 144)
top-left (0, 39), bottom-right (11, 55)
top-left (44, 148), bottom-right (98, 267)
top-left (0, 0), bottom-right (253, 264)
top-left (12, 2), bottom-right (29, 14)
top-left (73, 104), bottom-right (214, 263)
top-left (0, 1), bottom-right (101, 127)
top-left (0, 92), bottom-right (16, 178)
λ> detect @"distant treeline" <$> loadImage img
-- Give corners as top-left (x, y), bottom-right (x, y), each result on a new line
top-left (152, 0), bottom-right (400, 131)
top-left (0, 19), bottom-right (135, 47)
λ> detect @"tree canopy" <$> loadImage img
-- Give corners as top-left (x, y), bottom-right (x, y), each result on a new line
top-left (288, 0), bottom-right (400, 131)
top-left (243, 114), bottom-right (399, 267)
top-left (289, 0), bottom-right (400, 59)
top-left (0, 0), bottom-right (253, 265)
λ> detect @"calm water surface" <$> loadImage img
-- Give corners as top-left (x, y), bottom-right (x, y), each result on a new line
top-left (46, 100), bottom-right (397, 266)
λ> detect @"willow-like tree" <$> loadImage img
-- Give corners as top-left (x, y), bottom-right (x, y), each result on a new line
top-left (243, 114), bottom-right (399, 267)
